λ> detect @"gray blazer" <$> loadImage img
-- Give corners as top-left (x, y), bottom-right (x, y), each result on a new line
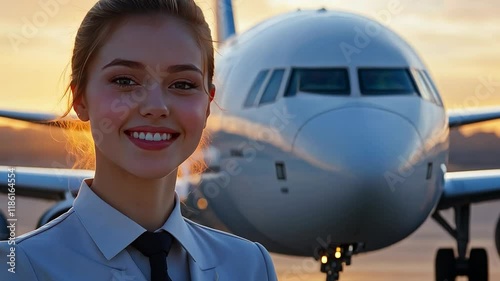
top-left (0, 181), bottom-right (277, 281)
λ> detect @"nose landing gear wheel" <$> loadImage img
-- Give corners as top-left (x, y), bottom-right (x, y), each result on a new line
top-left (314, 243), bottom-right (361, 281)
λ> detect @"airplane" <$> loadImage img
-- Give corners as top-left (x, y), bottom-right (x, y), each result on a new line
top-left (1, 1), bottom-right (500, 280)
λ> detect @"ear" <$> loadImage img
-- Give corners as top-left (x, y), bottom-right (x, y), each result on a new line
top-left (204, 84), bottom-right (215, 128)
top-left (71, 84), bottom-right (89, 122)
top-left (209, 83), bottom-right (216, 102)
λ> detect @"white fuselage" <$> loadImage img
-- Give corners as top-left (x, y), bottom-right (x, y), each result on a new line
top-left (199, 10), bottom-right (449, 256)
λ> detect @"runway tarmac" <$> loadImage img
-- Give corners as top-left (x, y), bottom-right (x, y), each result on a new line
top-left (272, 200), bottom-right (500, 281)
top-left (1, 195), bottom-right (499, 280)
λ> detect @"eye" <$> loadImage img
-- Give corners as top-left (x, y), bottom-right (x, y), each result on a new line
top-left (170, 81), bottom-right (198, 90)
top-left (111, 76), bottom-right (139, 87)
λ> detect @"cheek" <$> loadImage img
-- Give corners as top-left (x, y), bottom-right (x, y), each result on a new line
top-left (176, 98), bottom-right (208, 134)
top-left (87, 91), bottom-right (128, 141)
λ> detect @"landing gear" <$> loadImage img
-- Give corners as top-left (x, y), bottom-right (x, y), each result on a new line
top-left (314, 243), bottom-right (361, 281)
top-left (469, 249), bottom-right (488, 281)
top-left (435, 249), bottom-right (455, 280)
top-left (433, 204), bottom-right (489, 281)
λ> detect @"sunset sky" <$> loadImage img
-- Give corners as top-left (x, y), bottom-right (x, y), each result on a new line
top-left (1, 0), bottom-right (500, 134)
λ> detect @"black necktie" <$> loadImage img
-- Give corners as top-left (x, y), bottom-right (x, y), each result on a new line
top-left (132, 231), bottom-right (173, 281)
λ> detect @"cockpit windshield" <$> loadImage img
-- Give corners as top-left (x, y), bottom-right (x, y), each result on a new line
top-left (358, 68), bottom-right (417, 95)
top-left (285, 68), bottom-right (350, 96)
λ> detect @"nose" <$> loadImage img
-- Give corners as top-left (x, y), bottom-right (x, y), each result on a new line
top-left (292, 106), bottom-right (424, 182)
top-left (138, 85), bottom-right (170, 119)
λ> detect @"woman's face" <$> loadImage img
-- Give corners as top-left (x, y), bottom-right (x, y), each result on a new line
top-left (77, 14), bottom-right (212, 179)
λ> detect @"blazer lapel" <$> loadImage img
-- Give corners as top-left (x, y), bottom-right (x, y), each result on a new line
top-left (189, 256), bottom-right (218, 281)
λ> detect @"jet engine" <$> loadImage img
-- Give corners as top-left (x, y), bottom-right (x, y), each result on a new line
top-left (0, 211), bottom-right (8, 241)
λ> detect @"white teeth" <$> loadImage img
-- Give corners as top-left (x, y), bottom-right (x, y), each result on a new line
top-left (129, 131), bottom-right (175, 142)
top-left (153, 133), bottom-right (161, 141)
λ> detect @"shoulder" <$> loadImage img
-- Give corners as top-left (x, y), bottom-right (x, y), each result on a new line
top-left (11, 208), bottom-right (78, 247)
top-left (183, 218), bottom-right (277, 280)
top-left (0, 209), bottom-right (87, 280)
top-left (183, 217), bottom-right (258, 251)
top-left (0, 238), bottom-right (38, 280)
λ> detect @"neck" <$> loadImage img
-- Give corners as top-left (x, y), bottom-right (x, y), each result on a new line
top-left (90, 152), bottom-right (177, 232)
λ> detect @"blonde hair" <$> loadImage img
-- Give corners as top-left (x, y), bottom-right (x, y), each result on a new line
top-left (59, 0), bottom-right (214, 175)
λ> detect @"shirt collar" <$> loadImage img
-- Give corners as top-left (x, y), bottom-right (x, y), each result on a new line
top-left (73, 179), bottom-right (213, 269)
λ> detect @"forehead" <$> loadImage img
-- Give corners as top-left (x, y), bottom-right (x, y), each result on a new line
top-left (94, 14), bottom-right (202, 70)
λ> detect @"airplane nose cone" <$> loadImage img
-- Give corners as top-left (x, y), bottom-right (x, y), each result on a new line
top-left (288, 106), bottom-right (427, 251)
top-left (292, 106), bottom-right (424, 183)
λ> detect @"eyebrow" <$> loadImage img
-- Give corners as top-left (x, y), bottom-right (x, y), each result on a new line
top-left (101, 58), bottom-right (202, 75)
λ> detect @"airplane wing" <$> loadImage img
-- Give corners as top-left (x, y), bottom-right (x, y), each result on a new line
top-left (0, 166), bottom-right (192, 201)
top-left (0, 109), bottom-right (80, 128)
top-left (0, 109), bottom-right (60, 123)
top-left (448, 106), bottom-right (500, 128)
top-left (0, 166), bottom-right (93, 200)
top-left (437, 169), bottom-right (500, 210)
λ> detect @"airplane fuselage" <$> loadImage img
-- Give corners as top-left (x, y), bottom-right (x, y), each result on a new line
top-left (195, 10), bottom-right (450, 256)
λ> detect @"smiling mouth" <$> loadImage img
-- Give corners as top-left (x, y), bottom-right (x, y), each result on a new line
top-left (125, 130), bottom-right (180, 142)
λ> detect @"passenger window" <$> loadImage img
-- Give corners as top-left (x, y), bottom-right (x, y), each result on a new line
top-left (285, 68), bottom-right (350, 96)
top-left (421, 70), bottom-right (444, 106)
top-left (259, 69), bottom-right (285, 105)
top-left (358, 68), bottom-right (417, 95)
top-left (410, 69), bottom-right (435, 103)
top-left (243, 70), bottom-right (269, 108)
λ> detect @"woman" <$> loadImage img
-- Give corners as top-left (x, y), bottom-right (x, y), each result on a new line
top-left (0, 0), bottom-right (277, 280)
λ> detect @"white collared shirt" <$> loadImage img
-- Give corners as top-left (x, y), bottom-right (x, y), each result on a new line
top-left (0, 179), bottom-right (278, 281)
top-left (74, 179), bottom-right (190, 281)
